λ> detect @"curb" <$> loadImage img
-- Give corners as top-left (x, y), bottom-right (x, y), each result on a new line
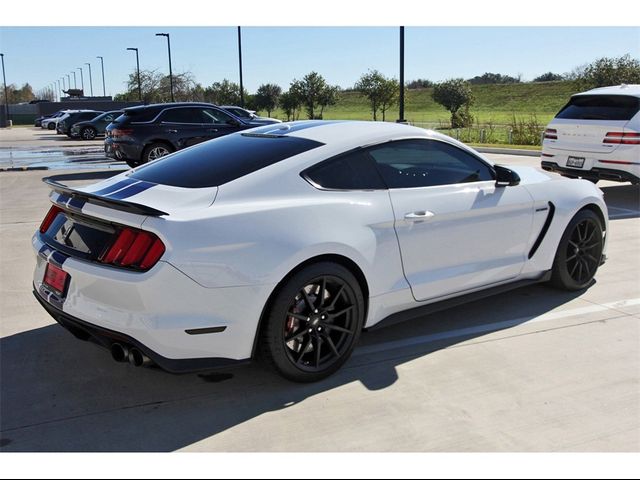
top-left (0, 166), bottom-right (49, 172)
top-left (475, 147), bottom-right (542, 157)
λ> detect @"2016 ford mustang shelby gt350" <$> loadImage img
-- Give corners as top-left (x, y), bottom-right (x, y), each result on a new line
top-left (33, 121), bottom-right (608, 382)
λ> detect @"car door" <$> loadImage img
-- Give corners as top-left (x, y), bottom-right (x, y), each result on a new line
top-left (158, 107), bottom-right (210, 148)
top-left (200, 107), bottom-right (246, 140)
top-left (367, 139), bottom-right (535, 302)
top-left (97, 112), bottom-right (118, 133)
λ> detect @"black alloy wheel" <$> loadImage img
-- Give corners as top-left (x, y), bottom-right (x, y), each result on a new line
top-left (551, 209), bottom-right (604, 291)
top-left (260, 262), bottom-right (364, 382)
top-left (81, 127), bottom-right (97, 140)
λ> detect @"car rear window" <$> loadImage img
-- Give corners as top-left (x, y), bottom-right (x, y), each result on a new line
top-left (555, 95), bottom-right (640, 121)
top-left (129, 133), bottom-right (324, 188)
top-left (114, 108), bottom-right (161, 124)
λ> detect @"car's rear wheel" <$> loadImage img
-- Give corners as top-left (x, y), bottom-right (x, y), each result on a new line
top-left (142, 143), bottom-right (173, 164)
top-left (81, 127), bottom-right (97, 140)
top-left (260, 262), bottom-right (365, 382)
top-left (550, 209), bottom-right (604, 291)
top-left (47, 123), bottom-right (55, 130)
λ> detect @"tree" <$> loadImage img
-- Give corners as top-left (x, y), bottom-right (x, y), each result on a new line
top-left (254, 83), bottom-right (282, 116)
top-left (354, 70), bottom-right (399, 121)
top-left (279, 90), bottom-right (302, 121)
top-left (203, 79), bottom-right (249, 106)
top-left (291, 72), bottom-right (340, 119)
top-left (533, 72), bottom-right (564, 82)
top-left (432, 79), bottom-right (475, 128)
top-left (467, 72), bottom-right (521, 85)
top-left (574, 54), bottom-right (640, 88)
top-left (0, 83), bottom-right (36, 104)
top-left (406, 78), bottom-right (434, 89)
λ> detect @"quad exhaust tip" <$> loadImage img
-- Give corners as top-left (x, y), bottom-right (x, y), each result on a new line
top-left (111, 343), bottom-right (153, 367)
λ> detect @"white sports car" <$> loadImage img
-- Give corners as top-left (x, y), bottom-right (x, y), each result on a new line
top-left (33, 121), bottom-right (608, 382)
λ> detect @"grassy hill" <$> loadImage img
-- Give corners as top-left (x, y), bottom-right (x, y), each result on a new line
top-left (272, 81), bottom-right (579, 127)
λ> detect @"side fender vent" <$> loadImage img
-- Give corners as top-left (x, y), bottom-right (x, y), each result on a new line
top-left (528, 202), bottom-right (555, 259)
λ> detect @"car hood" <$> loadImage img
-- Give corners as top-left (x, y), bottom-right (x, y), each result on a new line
top-left (501, 164), bottom-right (555, 185)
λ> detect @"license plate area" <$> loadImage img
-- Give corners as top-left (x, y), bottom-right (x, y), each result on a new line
top-left (567, 156), bottom-right (585, 168)
top-left (43, 262), bottom-right (70, 297)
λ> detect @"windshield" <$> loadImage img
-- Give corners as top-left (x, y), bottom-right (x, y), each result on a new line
top-left (556, 95), bottom-right (640, 121)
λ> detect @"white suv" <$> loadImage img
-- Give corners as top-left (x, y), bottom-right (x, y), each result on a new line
top-left (541, 84), bottom-right (640, 184)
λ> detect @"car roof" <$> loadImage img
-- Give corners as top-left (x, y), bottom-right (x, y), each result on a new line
top-left (574, 84), bottom-right (640, 98)
top-left (123, 102), bottom-right (216, 113)
top-left (245, 120), bottom-right (433, 145)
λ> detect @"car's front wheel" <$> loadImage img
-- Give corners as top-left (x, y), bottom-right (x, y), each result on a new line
top-left (550, 209), bottom-right (604, 291)
top-left (142, 142), bottom-right (173, 164)
top-left (260, 262), bottom-right (365, 382)
top-left (47, 123), bottom-right (55, 130)
top-left (80, 127), bottom-right (97, 140)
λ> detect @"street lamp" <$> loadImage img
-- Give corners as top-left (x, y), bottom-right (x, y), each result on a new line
top-left (397, 26), bottom-right (406, 124)
top-left (96, 56), bottom-right (106, 97)
top-left (155, 33), bottom-right (174, 102)
top-left (85, 62), bottom-right (93, 97)
top-left (71, 70), bottom-right (77, 89)
top-left (237, 27), bottom-right (244, 107)
top-left (0, 53), bottom-right (9, 126)
top-left (127, 47), bottom-right (142, 102)
top-left (57, 80), bottom-right (61, 101)
top-left (66, 74), bottom-right (71, 92)
top-left (77, 67), bottom-right (84, 92)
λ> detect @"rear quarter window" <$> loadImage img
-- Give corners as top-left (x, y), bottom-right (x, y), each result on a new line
top-left (114, 108), bottom-right (162, 124)
top-left (556, 95), bottom-right (640, 121)
top-left (129, 133), bottom-right (324, 188)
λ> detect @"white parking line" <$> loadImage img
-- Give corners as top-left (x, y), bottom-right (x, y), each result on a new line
top-left (355, 298), bottom-right (640, 357)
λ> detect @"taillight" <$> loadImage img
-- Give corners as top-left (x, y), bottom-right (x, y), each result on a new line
top-left (39, 205), bottom-right (63, 233)
top-left (100, 226), bottom-right (165, 270)
top-left (603, 132), bottom-right (640, 145)
top-left (544, 128), bottom-right (557, 140)
top-left (111, 128), bottom-right (134, 138)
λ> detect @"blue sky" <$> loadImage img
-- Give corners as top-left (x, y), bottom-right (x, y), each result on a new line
top-left (0, 26), bottom-right (638, 97)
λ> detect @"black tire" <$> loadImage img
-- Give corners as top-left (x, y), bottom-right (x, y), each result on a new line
top-left (47, 123), bottom-right (55, 130)
top-left (259, 262), bottom-right (365, 382)
top-left (80, 127), bottom-right (97, 140)
top-left (550, 209), bottom-right (604, 291)
top-left (125, 159), bottom-right (141, 168)
top-left (142, 142), bottom-right (173, 164)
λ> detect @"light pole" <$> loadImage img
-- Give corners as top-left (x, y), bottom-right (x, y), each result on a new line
top-left (237, 27), bottom-right (244, 107)
top-left (85, 62), bottom-right (93, 96)
top-left (71, 70), bottom-right (77, 89)
top-left (66, 74), bottom-right (71, 93)
top-left (62, 76), bottom-right (66, 91)
top-left (127, 47), bottom-right (142, 102)
top-left (96, 56), bottom-right (106, 97)
top-left (0, 53), bottom-right (9, 126)
top-left (397, 26), bottom-right (406, 124)
top-left (77, 67), bottom-right (84, 93)
top-left (155, 33), bottom-right (174, 102)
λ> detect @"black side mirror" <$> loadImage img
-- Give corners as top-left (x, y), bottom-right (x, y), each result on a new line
top-left (495, 165), bottom-right (521, 187)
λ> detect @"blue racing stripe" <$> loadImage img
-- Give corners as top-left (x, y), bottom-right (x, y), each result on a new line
top-left (67, 196), bottom-right (86, 212)
top-left (106, 181), bottom-right (155, 200)
top-left (91, 177), bottom-right (138, 196)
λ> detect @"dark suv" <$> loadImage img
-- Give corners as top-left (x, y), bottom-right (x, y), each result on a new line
top-left (57, 110), bottom-right (103, 136)
top-left (70, 110), bottom-right (124, 140)
top-left (105, 103), bottom-right (275, 167)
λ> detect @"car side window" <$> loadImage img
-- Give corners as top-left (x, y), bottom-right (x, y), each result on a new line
top-left (303, 149), bottom-right (386, 190)
top-left (159, 108), bottom-right (203, 124)
top-left (201, 108), bottom-right (236, 125)
top-left (367, 139), bottom-right (494, 189)
top-left (103, 114), bottom-right (114, 122)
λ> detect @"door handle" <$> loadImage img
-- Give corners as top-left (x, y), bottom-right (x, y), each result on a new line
top-left (166, 129), bottom-right (178, 134)
top-left (207, 128), bottom-right (218, 133)
top-left (404, 210), bottom-right (435, 220)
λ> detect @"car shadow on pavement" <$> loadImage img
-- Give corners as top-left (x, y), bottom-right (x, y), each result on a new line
top-left (601, 185), bottom-right (640, 220)
top-left (0, 283), bottom-right (584, 452)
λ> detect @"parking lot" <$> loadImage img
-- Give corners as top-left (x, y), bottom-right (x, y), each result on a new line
top-left (0, 130), bottom-right (639, 452)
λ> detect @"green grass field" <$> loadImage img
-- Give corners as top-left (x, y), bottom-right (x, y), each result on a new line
top-left (271, 81), bottom-right (578, 127)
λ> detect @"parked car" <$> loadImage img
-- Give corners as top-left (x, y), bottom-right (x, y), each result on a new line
top-left (104, 102), bottom-right (278, 167)
top-left (69, 110), bottom-right (124, 140)
top-left (220, 105), bottom-right (282, 125)
top-left (57, 110), bottom-right (103, 136)
top-left (541, 84), bottom-right (640, 184)
top-left (34, 121), bottom-right (608, 382)
top-left (39, 111), bottom-right (68, 130)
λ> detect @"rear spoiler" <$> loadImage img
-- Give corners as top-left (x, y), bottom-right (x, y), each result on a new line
top-left (43, 177), bottom-right (169, 217)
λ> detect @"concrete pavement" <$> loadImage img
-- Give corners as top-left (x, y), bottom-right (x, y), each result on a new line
top-left (0, 158), bottom-right (639, 452)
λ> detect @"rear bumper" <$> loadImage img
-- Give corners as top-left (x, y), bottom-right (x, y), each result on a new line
top-left (32, 234), bottom-right (266, 373)
top-left (541, 161), bottom-right (640, 184)
top-left (104, 138), bottom-right (142, 162)
top-left (33, 287), bottom-right (247, 373)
